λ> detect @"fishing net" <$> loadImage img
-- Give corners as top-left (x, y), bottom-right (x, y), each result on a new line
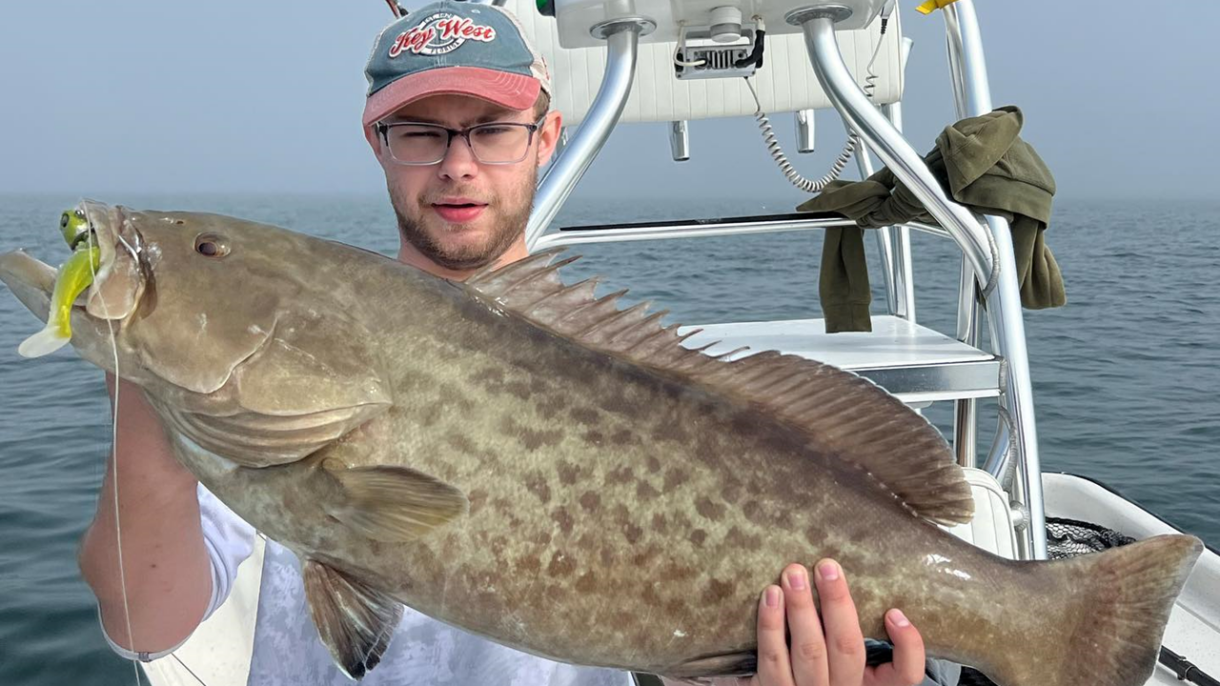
top-left (1045, 516), bottom-right (1138, 558)
top-left (956, 516), bottom-right (1137, 686)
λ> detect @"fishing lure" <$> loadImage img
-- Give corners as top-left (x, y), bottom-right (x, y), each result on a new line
top-left (915, 0), bottom-right (962, 14)
top-left (17, 211), bottom-right (101, 358)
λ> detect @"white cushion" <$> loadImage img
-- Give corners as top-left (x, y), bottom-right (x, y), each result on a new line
top-left (942, 467), bottom-right (1019, 560)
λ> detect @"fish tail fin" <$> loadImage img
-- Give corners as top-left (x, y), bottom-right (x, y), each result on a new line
top-left (983, 534), bottom-right (1202, 686)
top-left (18, 324), bottom-right (70, 358)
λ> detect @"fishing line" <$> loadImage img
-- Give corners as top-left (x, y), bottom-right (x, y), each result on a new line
top-left (85, 218), bottom-right (141, 686)
top-left (383, 0), bottom-right (404, 18)
top-left (171, 654), bottom-right (209, 686)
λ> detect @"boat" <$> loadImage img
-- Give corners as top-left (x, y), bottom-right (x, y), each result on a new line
top-left (137, 0), bottom-right (1220, 684)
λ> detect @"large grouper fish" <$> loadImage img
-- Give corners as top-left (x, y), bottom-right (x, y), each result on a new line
top-left (0, 200), bottom-right (1203, 685)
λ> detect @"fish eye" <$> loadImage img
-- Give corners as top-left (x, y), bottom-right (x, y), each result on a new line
top-left (60, 213), bottom-right (70, 230)
top-left (194, 233), bottom-right (230, 258)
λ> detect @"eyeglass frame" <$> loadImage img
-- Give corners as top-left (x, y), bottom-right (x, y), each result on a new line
top-left (374, 117), bottom-right (548, 166)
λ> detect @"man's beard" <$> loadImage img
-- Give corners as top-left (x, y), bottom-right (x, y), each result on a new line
top-left (390, 176), bottom-right (536, 272)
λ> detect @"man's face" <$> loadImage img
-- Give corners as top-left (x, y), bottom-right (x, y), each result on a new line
top-left (373, 93), bottom-right (561, 272)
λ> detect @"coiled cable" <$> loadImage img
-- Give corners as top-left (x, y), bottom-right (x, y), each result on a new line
top-left (748, 20), bottom-right (887, 193)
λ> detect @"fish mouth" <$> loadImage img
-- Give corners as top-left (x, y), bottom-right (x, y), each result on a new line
top-left (0, 200), bottom-right (147, 337)
top-left (76, 200), bottom-right (147, 321)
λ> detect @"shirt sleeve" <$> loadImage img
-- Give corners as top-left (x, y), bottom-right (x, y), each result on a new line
top-left (866, 639), bottom-right (962, 686)
top-left (924, 657), bottom-right (963, 686)
top-left (196, 483), bottom-right (258, 621)
top-left (100, 482), bottom-right (257, 662)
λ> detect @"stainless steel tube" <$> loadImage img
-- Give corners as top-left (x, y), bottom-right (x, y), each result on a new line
top-left (793, 12), bottom-right (995, 291)
top-left (944, 0), bottom-right (1048, 558)
top-left (534, 216), bottom-right (863, 249)
top-left (796, 109), bottom-right (816, 153)
top-left (535, 217), bottom-right (952, 250)
top-left (983, 408), bottom-right (1013, 484)
top-left (884, 35), bottom-right (917, 323)
top-left (882, 101), bottom-right (914, 321)
top-left (953, 262), bottom-right (981, 469)
top-left (946, 9), bottom-right (983, 473)
top-left (944, 2), bottom-right (992, 120)
top-left (943, 9), bottom-right (969, 121)
top-left (526, 20), bottom-right (646, 249)
top-left (669, 120), bottom-right (690, 162)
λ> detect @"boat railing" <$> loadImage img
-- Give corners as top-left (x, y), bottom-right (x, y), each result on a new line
top-left (514, 0), bottom-right (1048, 559)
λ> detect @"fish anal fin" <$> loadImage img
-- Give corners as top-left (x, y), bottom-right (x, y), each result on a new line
top-left (467, 251), bottom-right (973, 525)
top-left (302, 560), bottom-right (403, 680)
top-left (663, 649), bottom-right (757, 680)
top-left (323, 461), bottom-right (468, 542)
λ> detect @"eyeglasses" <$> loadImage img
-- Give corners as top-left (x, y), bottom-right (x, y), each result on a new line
top-left (375, 118), bottom-right (546, 166)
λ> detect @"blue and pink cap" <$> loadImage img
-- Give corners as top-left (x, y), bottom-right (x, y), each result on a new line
top-left (363, 0), bottom-right (552, 128)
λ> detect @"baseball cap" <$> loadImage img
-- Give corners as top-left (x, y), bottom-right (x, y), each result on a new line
top-left (362, 0), bottom-right (552, 128)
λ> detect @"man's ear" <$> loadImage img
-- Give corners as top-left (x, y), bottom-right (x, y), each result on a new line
top-left (535, 110), bottom-right (564, 167)
top-left (364, 125), bottom-right (389, 165)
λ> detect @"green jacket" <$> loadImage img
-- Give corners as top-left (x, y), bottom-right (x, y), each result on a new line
top-left (797, 106), bottom-right (1064, 333)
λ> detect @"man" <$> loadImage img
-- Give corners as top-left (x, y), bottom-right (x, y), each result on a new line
top-left (79, 2), bottom-right (942, 684)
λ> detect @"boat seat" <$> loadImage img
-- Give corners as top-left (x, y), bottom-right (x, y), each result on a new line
top-left (943, 468), bottom-right (1019, 559)
top-left (680, 315), bottom-right (1001, 405)
top-left (501, 0), bottom-right (905, 127)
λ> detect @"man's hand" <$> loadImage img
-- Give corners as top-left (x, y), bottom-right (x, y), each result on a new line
top-left (745, 559), bottom-right (926, 686)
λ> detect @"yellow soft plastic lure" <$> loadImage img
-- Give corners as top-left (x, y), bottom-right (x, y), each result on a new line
top-left (17, 215), bottom-right (102, 358)
top-left (60, 208), bottom-right (90, 248)
top-left (916, 0), bottom-right (962, 14)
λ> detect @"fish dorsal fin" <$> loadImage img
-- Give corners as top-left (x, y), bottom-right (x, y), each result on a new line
top-left (467, 250), bottom-right (974, 525)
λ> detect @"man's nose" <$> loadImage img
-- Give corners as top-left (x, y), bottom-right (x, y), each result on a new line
top-left (437, 135), bottom-right (479, 180)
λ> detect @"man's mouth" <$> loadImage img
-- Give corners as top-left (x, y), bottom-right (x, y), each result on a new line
top-left (431, 198), bottom-right (488, 224)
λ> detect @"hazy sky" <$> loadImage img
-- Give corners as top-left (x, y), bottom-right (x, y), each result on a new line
top-left (1, 1), bottom-right (1217, 202)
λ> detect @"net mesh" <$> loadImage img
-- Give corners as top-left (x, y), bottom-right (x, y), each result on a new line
top-left (1045, 515), bottom-right (1138, 559)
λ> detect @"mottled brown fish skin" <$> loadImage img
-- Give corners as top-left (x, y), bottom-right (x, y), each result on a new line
top-left (1, 204), bottom-right (1201, 686)
top-left (179, 252), bottom-right (1085, 678)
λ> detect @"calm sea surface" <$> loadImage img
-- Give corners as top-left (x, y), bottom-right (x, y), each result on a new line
top-left (0, 193), bottom-right (1217, 684)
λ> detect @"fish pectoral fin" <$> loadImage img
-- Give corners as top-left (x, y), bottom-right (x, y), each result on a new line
top-left (324, 461), bottom-right (468, 542)
top-left (302, 560), bottom-right (403, 681)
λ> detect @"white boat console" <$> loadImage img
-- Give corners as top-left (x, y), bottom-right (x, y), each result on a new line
top-left (550, 0), bottom-right (892, 48)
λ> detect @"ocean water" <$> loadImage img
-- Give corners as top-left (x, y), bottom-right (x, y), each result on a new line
top-left (0, 193), bottom-right (1216, 685)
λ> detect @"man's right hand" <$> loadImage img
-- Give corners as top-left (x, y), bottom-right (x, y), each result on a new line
top-left (77, 374), bottom-right (213, 655)
top-left (748, 560), bottom-right (926, 686)
top-left (662, 559), bottom-right (927, 686)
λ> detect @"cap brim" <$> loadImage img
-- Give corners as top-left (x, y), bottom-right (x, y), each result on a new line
top-left (363, 66), bottom-right (541, 127)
